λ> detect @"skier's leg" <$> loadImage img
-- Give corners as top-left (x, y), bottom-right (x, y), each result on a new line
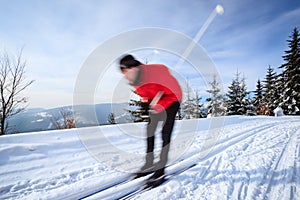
top-left (135, 114), bottom-right (161, 178)
top-left (143, 113), bottom-right (160, 170)
top-left (155, 102), bottom-right (180, 177)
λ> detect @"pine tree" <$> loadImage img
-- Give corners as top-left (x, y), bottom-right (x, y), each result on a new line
top-left (226, 71), bottom-right (250, 115)
top-left (253, 79), bottom-right (263, 111)
top-left (193, 91), bottom-right (205, 118)
top-left (206, 74), bottom-right (227, 117)
top-left (181, 82), bottom-right (194, 119)
top-left (108, 113), bottom-right (116, 124)
top-left (278, 27), bottom-right (300, 115)
top-left (226, 71), bottom-right (244, 115)
top-left (240, 76), bottom-right (252, 115)
top-left (275, 72), bottom-right (285, 109)
top-left (181, 83), bottom-right (205, 119)
top-left (262, 65), bottom-right (278, 115)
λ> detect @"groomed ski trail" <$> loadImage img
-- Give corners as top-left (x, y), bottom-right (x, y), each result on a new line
top-left (129, 118), bottom-right (300, 200)
top-left (1, 116), bottom-right (299, 200)
top-left (80, 118), bottom-right (298, 200)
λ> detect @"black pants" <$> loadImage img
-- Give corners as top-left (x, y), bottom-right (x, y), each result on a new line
top-left (145, 101), bottom-right (180, 171)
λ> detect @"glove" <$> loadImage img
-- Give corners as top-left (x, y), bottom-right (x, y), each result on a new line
top-left (150, 104), bottom-right (165, 114)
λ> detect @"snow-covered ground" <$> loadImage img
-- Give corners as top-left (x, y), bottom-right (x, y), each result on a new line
top-left (1, 116), bottom-right (299, 200)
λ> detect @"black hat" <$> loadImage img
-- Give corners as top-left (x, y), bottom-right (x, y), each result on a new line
top-left (119, 54), bottom-right (141, 69)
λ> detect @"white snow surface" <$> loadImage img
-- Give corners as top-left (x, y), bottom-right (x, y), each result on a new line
top-left (1, 116), bottom-right (299, 200)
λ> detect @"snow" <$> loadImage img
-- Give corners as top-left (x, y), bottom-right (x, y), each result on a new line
top-left (274, 107), bottom-right (284, 117)
top-left (1, 116), bottom-right (299, 199)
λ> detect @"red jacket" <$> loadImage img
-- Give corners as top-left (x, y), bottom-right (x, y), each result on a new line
top-left (133, 64), bottom-right (182, 113)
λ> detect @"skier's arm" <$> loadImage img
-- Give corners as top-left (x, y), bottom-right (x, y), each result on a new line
top-left (149, 91), bottom-right (164, 114)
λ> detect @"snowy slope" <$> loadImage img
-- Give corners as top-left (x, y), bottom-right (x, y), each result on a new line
top-left (0, 116), bottom-right (299, 200)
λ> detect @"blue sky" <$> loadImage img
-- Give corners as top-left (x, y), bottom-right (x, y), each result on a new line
top-left (0, 0), bottom-right (299, 108)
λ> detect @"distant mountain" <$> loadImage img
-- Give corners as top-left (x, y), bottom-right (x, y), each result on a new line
top-left (7, 103), bottom-right (130, 134)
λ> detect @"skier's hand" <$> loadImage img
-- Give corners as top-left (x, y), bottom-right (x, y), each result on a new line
top-left (141, 98), bottom-right (149, 103)
top-left (150, 104), bottom-right (164, 114)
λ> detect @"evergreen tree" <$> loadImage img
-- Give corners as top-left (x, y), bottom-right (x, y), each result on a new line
top-left (206, 74), bottom-right (227, 117)
top-left (108, 113), bottom-right (116, 124)
top-left (253, 79), bottom-right (263, 111)
top-left (226, 73), bottom-right (240, 115)
top-left (181, 83), bottom-right (205, 119)
top-left (262, 65), bottom-right (278, 115)
top-left (181, 82), bottom-right (194, 119)
top-left (275, 72), bottom-right (285, 109)
top-left (278, 27), bottom-right (300, 115)
top-left (240, 76), bottom-right (252, 115)
top-left (226, 71), bottom-right (250, 115)
top-left (193, 91), bottom-right (206, 118)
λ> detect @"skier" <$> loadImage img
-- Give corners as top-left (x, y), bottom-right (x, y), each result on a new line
top-left (119, 54), bottom-right (182, 181)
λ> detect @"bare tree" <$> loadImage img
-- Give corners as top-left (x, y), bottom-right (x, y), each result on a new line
top-left (0, 49), bottom-right (34, 135)
top-left (51, 108), bottom-right (76, 129)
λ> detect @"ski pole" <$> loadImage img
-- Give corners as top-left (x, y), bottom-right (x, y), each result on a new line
top-left (150, 91), bottom-right (164, 107)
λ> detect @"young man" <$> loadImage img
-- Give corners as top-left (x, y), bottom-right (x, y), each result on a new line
top-left (119, 54), bottom-right (182, 180)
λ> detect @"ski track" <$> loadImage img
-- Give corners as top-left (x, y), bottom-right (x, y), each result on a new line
top-left (1, 116), bottom-right (299, 200)
top-left (82, 122), bottom-right (265, 199)
top-left (72, 121), bottom-right (269, 200)
top-left (84, 118), bottom-right (298, 200)
top-left (130, 118), bottom-right (300, 200)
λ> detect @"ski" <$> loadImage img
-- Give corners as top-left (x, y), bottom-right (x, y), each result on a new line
top-left (79, 160), bottom-right (197, 199)
top-left (77, 174), bottom-right (135, 199)
top-left (119, 163), bottom-right (197, 200)
top-left (144, 175), bottom-right (166, 189)
top-left (78, 170), bottom-right (166, 200)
